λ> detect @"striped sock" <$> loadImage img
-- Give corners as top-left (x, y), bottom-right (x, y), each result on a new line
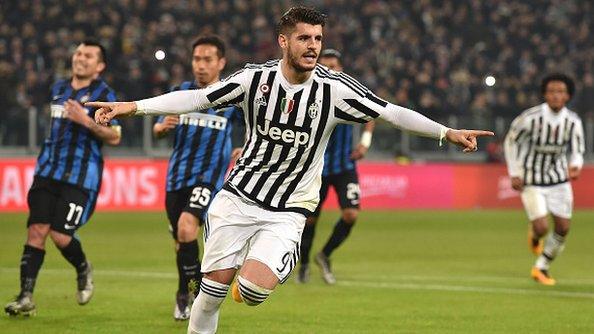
top-left (535, 232), bottom-right (566, 270)
top-left (188, 278), bottom-right (229, 334)
top-left (237, 275), bottom-right (273, 306)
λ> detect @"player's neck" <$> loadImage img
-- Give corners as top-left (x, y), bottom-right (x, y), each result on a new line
top-left (195, 77), bottom-right (220, 89)
top-left (281, 60), bottom-right (312, 85)
top-left (71, 75), bottom-right (96, 90)
top-left (547, 103), bottom-right (564, 113)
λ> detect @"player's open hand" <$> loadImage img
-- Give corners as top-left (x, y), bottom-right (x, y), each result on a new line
top-left (445, 129), bottom-right (495, 153)
top-left (162, 116), bottom-right (179, 130)
top-left (350, 144), bottom-right (368, 160)
top-left (85, 101), bottom-right (137, 126)
top-left (64, 99), bottom-right (92, 127)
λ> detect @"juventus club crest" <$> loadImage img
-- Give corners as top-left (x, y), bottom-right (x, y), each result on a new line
top-left (281, 97), bottom-right (295, 114)
top-left (308, 102), bottom-right (319, 119)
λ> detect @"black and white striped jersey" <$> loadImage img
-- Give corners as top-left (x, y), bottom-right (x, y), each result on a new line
top-left (137, 59), bottom-right (445, 215)
top-left (504, 103), bottom-right (585, 186)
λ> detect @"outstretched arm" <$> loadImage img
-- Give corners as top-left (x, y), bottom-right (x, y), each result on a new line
top-left (332, 71), bottom-right (493, 153)
top-left (377, 103), bottom-right (494, 153)
top-left (88, 72), bottom-right (248, 125)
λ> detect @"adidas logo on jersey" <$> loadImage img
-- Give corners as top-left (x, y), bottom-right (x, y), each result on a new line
top-left (255, 96), bottom-right (267, 106)
top-left (257, 119), bottom-right (310, 148)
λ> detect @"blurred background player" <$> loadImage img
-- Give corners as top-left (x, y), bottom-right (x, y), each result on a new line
top-left (297, 49), bottom-right (375, 284)
top-left (152, 36), bottom-right (243, 320)
top-left (4, 40), bottom-right (121, 316)
top-left (504, 73), bottom-right (584, 286)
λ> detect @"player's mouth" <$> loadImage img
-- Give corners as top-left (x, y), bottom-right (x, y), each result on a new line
top-left (302, 53), bottom-right (317, 62)
top-left (73, 63), bottom-right (86, 70)
top-left (196, 72), bottom-right (209, 81)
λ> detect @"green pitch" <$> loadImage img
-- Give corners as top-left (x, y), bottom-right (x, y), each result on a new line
top-left (1, 210), bottom-right (593, 333)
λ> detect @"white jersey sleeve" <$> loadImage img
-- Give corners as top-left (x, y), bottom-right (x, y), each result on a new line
top-left (504, 113), bottom-right (531, 177)
top-left (568, 116), bottom-right (585, 169)
top-left (332, 71), bottom-right (446, 140)
top-left (135, 69), bottom-right (249, 115)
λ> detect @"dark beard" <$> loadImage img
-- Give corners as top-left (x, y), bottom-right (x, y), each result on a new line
top-left (287, 47), bottom-right (315, 73)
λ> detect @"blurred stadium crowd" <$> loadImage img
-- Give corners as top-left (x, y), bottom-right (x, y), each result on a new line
top-left (1, 0), bottom-right (593, 147)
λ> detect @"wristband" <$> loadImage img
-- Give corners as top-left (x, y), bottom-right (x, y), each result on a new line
top-left (360, 131), bottom-right (372, 148)
top-left (134, 101), bottom-right (144, 115)
top-left (439, 126), bottom-right (449, 146)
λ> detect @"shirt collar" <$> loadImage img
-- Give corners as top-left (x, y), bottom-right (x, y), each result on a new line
top-left (542, 102), bottom-right (567, 117)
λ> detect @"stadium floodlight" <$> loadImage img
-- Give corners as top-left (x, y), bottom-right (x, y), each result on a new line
top-left (485, 75), bottom-right (496, 87)
top-left (155, 50), bottom-right (166, 61)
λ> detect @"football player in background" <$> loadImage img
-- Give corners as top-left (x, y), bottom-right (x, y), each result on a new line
top-left (504, 73), bottom-right (584, 285)
top-left (153, 35), bottom-right (243, 320)
top-left (5, 40), bottom-right (121, 316)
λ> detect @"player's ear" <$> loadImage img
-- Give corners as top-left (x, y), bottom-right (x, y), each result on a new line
top-left (218, 57), bottom-right (226, 72)
top-left (96, 61), bottom-right (106, 73)
top-left (278, 34), bottom-right (288, 49)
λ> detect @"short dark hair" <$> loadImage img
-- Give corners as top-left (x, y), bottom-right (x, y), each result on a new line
top-left (277, 6), bottom-right (327, 35)
top-left (81, 39), bottom-right (107, 64)
top-left (320, 48), bottom-right (342, 60)
top-left (192, 35), bottom-right (226, 59)
top-left (541, 73), bottom-right (575, 98)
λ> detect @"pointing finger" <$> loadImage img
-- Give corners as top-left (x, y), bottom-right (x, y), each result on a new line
top-left (468, 130), bottom-right (495, 137)
top-left (85, 101), bottom-right (112, 108)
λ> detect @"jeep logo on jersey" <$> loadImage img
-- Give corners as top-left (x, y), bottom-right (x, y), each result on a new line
top-left (280, 97), bottom-right (294, 114)
top-left (257, 119), bottom-right (310, 148)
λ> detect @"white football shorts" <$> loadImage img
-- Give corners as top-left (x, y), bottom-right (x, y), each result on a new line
top-left (520, 182), bottom-right (573, 220)
top-left (201, 189), bottom-right (306, 283)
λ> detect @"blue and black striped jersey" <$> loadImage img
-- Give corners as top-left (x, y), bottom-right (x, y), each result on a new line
top-left (323, 124), bottom-right (355, 176)
top-left (35, 78), bottom-right (119, 192)
top-left (158, 81), bottom-right (243, 192)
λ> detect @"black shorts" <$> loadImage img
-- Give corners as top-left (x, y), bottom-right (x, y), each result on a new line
top-left (27, 176), bottom-right (97, 236)
top-left (312, 169), bottom-right (360, 217)
top-left (165, 183), bottom-right (215, 240)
